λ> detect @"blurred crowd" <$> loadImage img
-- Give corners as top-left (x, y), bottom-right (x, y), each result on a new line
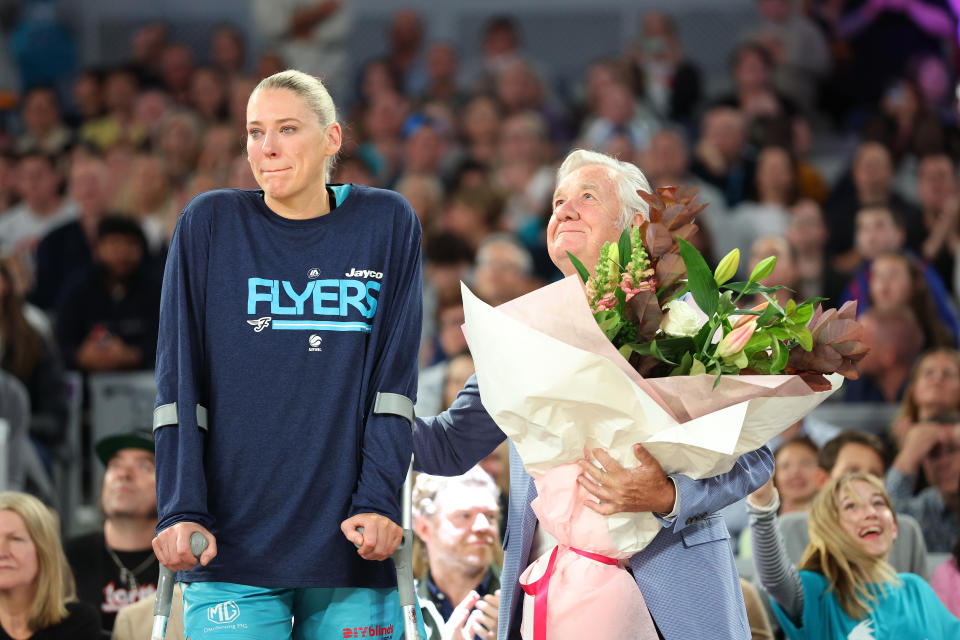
top-left (0, 0), bottom-right (959, 637)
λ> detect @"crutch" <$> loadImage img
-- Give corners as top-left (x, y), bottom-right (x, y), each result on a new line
top-left (366, 392), bottom-right (422, 640)
top-left (151, 531), bottom-right (208, 640)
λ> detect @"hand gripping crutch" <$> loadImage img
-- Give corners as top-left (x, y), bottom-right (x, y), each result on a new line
top-left (372, 392), bottom-right (422, 640)
top-left (152, 531), bottom-right (209, 640)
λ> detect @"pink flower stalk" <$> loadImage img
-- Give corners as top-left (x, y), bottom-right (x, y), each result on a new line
top-left (619, 271), bottom-right (656, 302)
top-left (595, 293), bottom-right (618, 311)
top-left (717, 317), bottom-right (758, 358)
top-left (734, 302), bottom-right (769, 328)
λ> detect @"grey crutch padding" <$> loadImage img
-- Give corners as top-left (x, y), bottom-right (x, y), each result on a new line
top-left (152, 531), bottom-right (208, 640)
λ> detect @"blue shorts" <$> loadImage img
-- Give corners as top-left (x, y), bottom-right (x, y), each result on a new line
top-left (182, 582), bottom-right (426, 640)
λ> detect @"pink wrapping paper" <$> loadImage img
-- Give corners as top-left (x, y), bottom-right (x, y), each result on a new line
top-left (518, 464), bottom-right (658, 640)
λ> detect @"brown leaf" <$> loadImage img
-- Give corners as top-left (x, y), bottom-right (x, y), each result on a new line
top-left (628, 291), bottom-right (663, 340)
top-left (645, 222), bottom-right (674, 258)
top-left (655, 253), bottom-right (684, 291)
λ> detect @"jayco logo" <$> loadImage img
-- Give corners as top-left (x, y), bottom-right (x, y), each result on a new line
top-left (344, 267), bottom-right (383, 279)
top-left (207, 600), bottom-right (240, 624)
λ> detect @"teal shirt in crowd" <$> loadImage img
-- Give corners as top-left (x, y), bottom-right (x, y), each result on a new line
top-left (771, 570), bottom-right (960, 639)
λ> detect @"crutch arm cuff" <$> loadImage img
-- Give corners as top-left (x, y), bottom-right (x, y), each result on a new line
top-left (373, 392), bottom-right (415, 427)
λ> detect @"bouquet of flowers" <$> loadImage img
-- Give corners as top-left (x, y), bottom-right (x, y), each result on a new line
top-left (568, 186), bottom-right (865, 388)
top-left (459, 186), bottom-right (866, 640)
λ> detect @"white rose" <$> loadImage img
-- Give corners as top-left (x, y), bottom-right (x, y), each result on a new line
top-left (660, 300), bottom-right (704, 337)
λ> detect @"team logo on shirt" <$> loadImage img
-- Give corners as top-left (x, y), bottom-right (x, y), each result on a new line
top-left (308, 267), bottom-right (321, 279)
top-left (247, 317), bottom-right (272, 332)
top-left (308, 334), bottom-right (322, 351)
top-left (245, 272), bottom-right (381, 334)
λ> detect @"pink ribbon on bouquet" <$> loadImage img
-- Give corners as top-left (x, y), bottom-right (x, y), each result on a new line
top-left (520, 546), bottom-right (618, 640)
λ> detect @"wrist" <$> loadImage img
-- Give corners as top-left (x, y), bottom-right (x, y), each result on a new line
top-left (746, 488), bottom-right (780, 514)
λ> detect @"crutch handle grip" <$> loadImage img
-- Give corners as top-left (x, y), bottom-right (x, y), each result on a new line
top-left (151, 531), bottom-right (208, 640)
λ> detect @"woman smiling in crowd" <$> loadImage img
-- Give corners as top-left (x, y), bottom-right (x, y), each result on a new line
top-left (746, 472), bottom-right (959, 638)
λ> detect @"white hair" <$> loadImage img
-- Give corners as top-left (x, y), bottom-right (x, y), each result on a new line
top-left (556, 149), bottom-right (652, 230)
top-left (412, 466), bottom-right (500, 519)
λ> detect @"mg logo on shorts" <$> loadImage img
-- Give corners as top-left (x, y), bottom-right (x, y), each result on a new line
top-left (207, 600), bottom-right (240, 624)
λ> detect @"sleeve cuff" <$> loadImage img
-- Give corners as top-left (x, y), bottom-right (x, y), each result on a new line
top-left (655, 476), bottom-right (681, 522)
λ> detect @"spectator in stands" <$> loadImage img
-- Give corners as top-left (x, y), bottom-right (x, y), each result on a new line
top-left (739, 0), bottom-right (831, 113)
top-left (712, 42), bottom-right (798, 125)
top-left (724, 146), bottom-right (797, 266)
top-left (691, 106), bottom-right (756, 208)
top-left (932, 533), bottom-right (960, 618)
top-left (0, 152), bottom-right (76, 277)
top-left (416, 291), bottom-right (467, 417)
top-left (778, 430), bottom-right (930, 578)
top-left (128, 21), bottom-right (168, 86)
top-left (625, 11), bottom-right (703, 126)
top-left (0, 264), bottom-right (67, 463)
top-left (14, 86), bottom-right (73, 156)
top-left (846, 307), bottom-right (925, 403)
top-left (748, 473), bottom-right (960, 637)
top-left (472, 234), bottom-right (535, 307)
top-left (55, 216), bottom-right (161, 373)
top-left (209, 24), bottom-right (247, 79)
top-left (441, 184), bottom-right (504, 251)
top-left (65, 431), bottom-right (159, 633)
top-left (188, 66), bottom-right (229, 126)
top-left (442, 352), bottom-right (475, 412)
top-left (747, 235), bottom-right (798, 307)
top-left (420, 42), bottom-right (465, 108)
top-left (158, 43), bottom-right (195, 106)
top-left (358, 90), bottom-right (409, 186)
top-left (493, 111), bottom-right (554, 237)
top-left (577, 79), bottom-right (655, 159)
top-left (917, 152), bottom-right (960, 293)
top-left (153, 111), bottom-right (201, 188)
top-left (79, 67), bottom-right (143, 152)
top-left (413, 468), bottom-right (501, 640)
top-left (495, 58), bottom-right (568, 145)
top-left (69, 69), bottom-right (104, 128)
top-left (251, 0), bottom-right (351, 101)
top-left (786, 199), bottom-right (842, 304)
top-left (385, 8), bottom-right (427, 95)
top-left (773, 436), bottom-right (827, 515)
top-left (402, 114), bottom-right (454, 183)
top-left (461, 15), bottom-right (524, 95)
top-left (394, 173), bottom-right (444, 240)
top-left (842, 204), bottom-right (958, 339)
top-left (641, 127), bottom-right (729, 255)
top-left (459, 94), bottom-right (501, 166)
top-left (121, 154), bottom-right (174, 254)
top-left (894, 348), bottom-right (960, 446)
top-left (887, 413), bottom-right (960, 552)
top-left (869, 252), bottom-right (957, 349)
top-left (112, 584), bottom-right (183, 640)
top-left (0, 491), bottom-right (100, 638)
top-left (32, 154), bottom-right (111, 310)
top-left (0, 154), bottom-right (17, 213)
top-left (421, 232), bottom-right (473, 365)
top-left (825, 141), bottom-right (922, 269)
top-left (819, 430), bottom-right (888, 480)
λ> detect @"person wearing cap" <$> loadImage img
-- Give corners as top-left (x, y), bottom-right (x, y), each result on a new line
top-left (64, 430), bottom-right (159, 633)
